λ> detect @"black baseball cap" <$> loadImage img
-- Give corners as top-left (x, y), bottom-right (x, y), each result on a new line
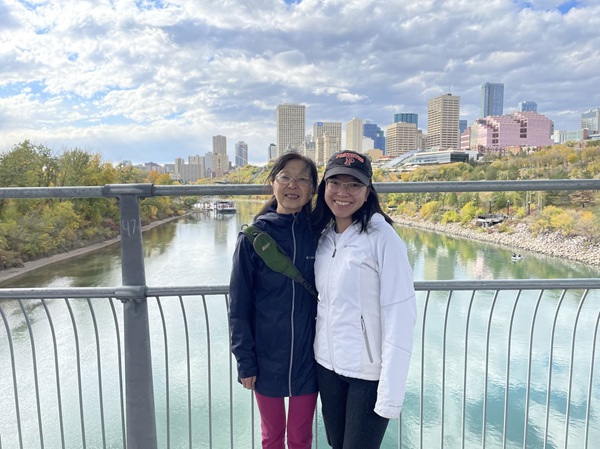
top-left (324, 150), bottom-right (372, 186)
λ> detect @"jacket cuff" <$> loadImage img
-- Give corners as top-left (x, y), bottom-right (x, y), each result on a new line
top-left (374, 402), bottom-right (402, 420)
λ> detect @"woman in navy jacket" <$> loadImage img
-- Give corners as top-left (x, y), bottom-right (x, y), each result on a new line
top-left (229, 152), bottom-right (319, 449)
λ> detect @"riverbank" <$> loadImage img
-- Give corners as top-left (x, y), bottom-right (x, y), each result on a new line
top-left (392, 215), bottom-right (600, 266)
top-left (0, 214), bottom-right (188, 284)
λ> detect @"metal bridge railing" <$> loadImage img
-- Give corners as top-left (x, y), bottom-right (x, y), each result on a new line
top-left (1, 282), bottom-right (599, 448)
top-left (1, 180), bottom-right (599, 449)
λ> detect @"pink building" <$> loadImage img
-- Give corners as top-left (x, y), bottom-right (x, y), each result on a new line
top-left (461, 111), bottom-right (553, 151)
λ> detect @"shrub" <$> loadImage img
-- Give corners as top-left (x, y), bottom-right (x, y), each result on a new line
top-left (441, 210), bottom-right (460, 224)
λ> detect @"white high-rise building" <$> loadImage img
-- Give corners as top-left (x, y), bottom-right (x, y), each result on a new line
top-left (276, 104), bottom-right (306, 157)
top-left (427, 93), bottom-right (461, 150)
top-left (345, 117), bottom-right (363, 152)
top-left (313, 121), bottom-right (342, 164)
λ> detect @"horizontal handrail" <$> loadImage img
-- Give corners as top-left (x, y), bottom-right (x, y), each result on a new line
top-left (2, 279), bottom-right (600, 300)
top-left (0, 179), bottom-right (599, 199)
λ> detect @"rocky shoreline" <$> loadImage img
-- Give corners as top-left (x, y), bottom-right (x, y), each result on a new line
top-left (392, 215), bottom-right (600, 267)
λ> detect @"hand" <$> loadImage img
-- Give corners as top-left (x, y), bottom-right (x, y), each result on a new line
top-left (241, 376), bottom-right (256, 390)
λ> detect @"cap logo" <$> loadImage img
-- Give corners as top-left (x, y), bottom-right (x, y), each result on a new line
top-left (336, 152), bottom-right (364, 165)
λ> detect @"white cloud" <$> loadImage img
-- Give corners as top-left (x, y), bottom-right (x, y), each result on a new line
top-left (0, 0), bottom-right (599, 165)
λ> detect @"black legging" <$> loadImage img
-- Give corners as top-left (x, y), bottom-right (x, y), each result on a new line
top-left (317, 363), bottom-right (389, 449)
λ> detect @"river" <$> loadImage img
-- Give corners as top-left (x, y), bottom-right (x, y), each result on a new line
top-left (1, 199), bottom-right (599, 449)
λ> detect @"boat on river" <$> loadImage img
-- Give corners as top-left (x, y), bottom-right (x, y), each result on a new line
top-left (214, 200), bottom-right (237, 214)
top-left (511, 253), bottom-right (523, 262)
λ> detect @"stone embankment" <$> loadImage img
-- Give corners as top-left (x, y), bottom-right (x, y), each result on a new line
top-left (392, 216), bottom-right (600, 267)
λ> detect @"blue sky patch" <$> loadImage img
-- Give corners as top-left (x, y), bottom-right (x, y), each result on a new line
top-left (135, 0), bottom-right (167, 10)
top-left (16, 0), bottom-right (41, 11)
top-left (557, 1), bottom-right (578, 13)
top-left (0, 80), bottom-right (46, 98)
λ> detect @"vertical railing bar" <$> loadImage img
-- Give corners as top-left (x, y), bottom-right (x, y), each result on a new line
top-left (41, 299), bottom-right (66, 449)
top-left (482, 290), bottom-right (500, 448)
top-left (564, 289), bottom-right (590, 448)
top-left (65, 298), bottom-right (86, 449)
top-left (18, 299), bottom-right (44, 449)
top-left (177, 295), bottom-right (192, 449)
top-left (0, 304), bottom-right (24, 449)
top-left (398, 410), bottom-right (402, 449)
top-left (108, 298), bottom-right (127, 449)
top-left (419, 290), bottom-right (432, 449)
top-left (440, 290), bottom-right (454, 448)
top-left (584, 307), bottom-right (600, 449)
top-left (398, 412), bottom-right (402, 449)
top-left (117, 188), bottom-right (157, 449)
top-left (543, 289), bottom-right (568, 449)
top-left (225, 293), bottom-right (234, 449)
top-left (86, 298), bottom-right (106, 449)
top-left (522, 289), bottom-right (544, 449)
top-left (201, 294), bottom-right (213, 449)
top-left (155, 297), bottom-right (170, 449)
top-left (502, 290), bottom-right (523, 449)
top-left (250, 386), bottom-right (255, 449)
top-left (313, 400), bottom-right (318, 449)
top-left (461, 290), bottom-right (476, 449)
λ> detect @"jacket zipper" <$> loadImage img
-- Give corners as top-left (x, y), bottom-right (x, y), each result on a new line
top-left (326, 229), bottom-right (337, 369)
top-left (288, 215), bottom-right (297, 396)
top-left (361, 316), bottom-right (374, 363)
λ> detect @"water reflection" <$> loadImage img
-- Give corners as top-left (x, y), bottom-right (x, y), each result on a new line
top-left (396, 224), bottom-right (600, 281)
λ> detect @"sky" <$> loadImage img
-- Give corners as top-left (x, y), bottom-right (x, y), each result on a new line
top-left (0, 0), bottom-right (599, 166)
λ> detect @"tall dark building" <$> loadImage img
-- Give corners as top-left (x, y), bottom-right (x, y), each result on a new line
top-left (481, 83), bottom-right (504, 117)
top-left (363, 122), bottom-right (385, 153)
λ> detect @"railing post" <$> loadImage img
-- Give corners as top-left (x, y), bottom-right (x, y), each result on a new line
top-left (109, 185), bottom-right (158, 449)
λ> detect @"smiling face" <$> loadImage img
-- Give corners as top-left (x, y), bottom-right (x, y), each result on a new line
top-left (324, 174), bottom-right (369, 233)
top-left (272, 159), bottom-right (313, 214)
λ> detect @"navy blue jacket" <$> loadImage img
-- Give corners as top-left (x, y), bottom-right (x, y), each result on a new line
top-left (228, 207), bottom-right (317, 397)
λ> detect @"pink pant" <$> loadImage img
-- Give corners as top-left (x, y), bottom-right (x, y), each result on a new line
top-left (254, 391), bottom-right (318, 449)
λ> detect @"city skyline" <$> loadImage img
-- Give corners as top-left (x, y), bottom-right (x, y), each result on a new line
top-left (1, 0), bottom-right (598, 165)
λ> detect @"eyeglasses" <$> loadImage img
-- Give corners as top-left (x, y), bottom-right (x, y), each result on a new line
top-left (325, 179), bottom-right (366, 195)
top-left (275, 174), bottom-right (312, 187)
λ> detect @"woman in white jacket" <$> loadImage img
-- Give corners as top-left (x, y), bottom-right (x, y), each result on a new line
top-left (310, 150), bottom-right (417, 449)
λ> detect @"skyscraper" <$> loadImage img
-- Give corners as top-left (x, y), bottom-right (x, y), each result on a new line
top-left (518, 101), bottom-right (538, 112)
top-left (481, 82), bottom-right (504, 117)
top-left (427, 93), bottom-right (461, 150)
top-left (212, 135), bottom-right (227, 155)
top-left (276, 103), bottom-right (306, 157)
top-left (211, 135), bottom-right (229, 177)
top-left (313, 121), bottom-right (342, 164)
top-left (268, 143), bottom-right (277, 161)
top-left (363, 122), bottom-right (385, 153)
top-left (385, 122), bottom-right (417, 157)
top-left (235, 141), bottom-right (248, 167)
top-left (345, 117), bottom-right (363, 152)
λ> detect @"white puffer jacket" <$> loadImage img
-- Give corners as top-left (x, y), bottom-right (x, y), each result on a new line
top-left (314, 213), bottom-right (417, 419)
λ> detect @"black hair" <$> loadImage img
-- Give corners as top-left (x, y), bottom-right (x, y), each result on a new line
top-left (254, 152), bottom-right (318, 219)
top-left (310, 178), bottom-right (394, 237)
